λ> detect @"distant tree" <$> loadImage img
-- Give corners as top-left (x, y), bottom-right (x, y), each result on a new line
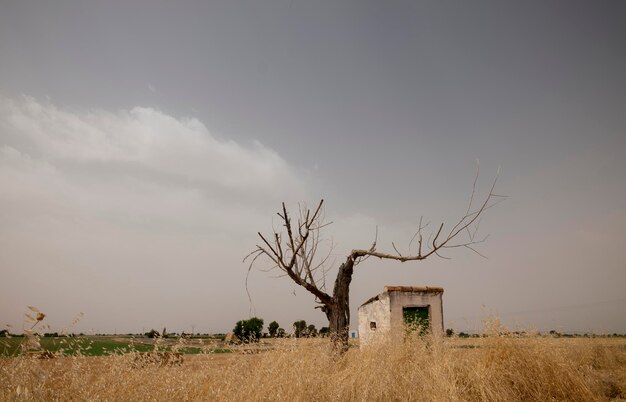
top-left (0, 329), bottom-right (8, 337)
top-left (246, 317), bottom-right (264, 341)
top-left (268, 321), bottom-right (280, 337)
top-left (318, 327), bottom-right (329, 337)
top-left (307, 324), bottom-right (318, 337)
top-left (233, 321), bottom-right (244, 341)
top-left (145, 329), bottom-right (160, 338)
top-left (293, 320), bottom-right (307, 338)
top-left (233, 317), bottom-right (264, 343)
top-left (445, 328), bottom-right (454, 337)
top-left (277, 328), bottom-right (286, 338)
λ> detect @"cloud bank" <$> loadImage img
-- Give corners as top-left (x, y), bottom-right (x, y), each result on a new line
top-left (1, 96), bottom-right (300, 193)
top-left (0, 96), bottom-right (306, 232)
top-left (0, 95), bottom-right (307, 332)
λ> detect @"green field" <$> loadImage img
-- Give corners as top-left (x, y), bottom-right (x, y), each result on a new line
top-left (0, 337), bottom-right (231, 357)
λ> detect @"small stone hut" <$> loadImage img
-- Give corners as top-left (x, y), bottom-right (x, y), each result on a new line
top-left (358, 285), bottom-right (444, 347)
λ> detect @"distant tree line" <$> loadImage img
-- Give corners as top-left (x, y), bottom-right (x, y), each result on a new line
top-left (225, 317), bottom-right (333, 343)
top-left (292, 320), bottom-right (328, 338)
top-left (5, 324), bottom-right (621, 339)
top-left (233, 317), bottom-right (264, 343)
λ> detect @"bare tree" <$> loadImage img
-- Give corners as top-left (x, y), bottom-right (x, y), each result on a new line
top-left (245, 168), bottom-right (504, 351)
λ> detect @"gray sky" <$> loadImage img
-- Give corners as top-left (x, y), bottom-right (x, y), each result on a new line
top-left (1, 0), bottom-right (625, 335)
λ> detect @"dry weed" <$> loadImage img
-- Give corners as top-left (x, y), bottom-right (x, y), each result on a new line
top-left (2, 329), bottom-right (625, 401)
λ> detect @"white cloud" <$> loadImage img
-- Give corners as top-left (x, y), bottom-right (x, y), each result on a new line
top-left (0, 95), bottom-right (310, 332)
top-left (0, 96), bottom-right (301, 196)
top-left (0, 96), bottom-right (307, 231)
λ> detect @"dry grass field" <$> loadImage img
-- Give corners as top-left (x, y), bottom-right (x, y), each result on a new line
top-left (1, 329), bottom-right (625, 401)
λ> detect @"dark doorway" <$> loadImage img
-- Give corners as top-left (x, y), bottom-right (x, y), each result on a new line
top-left (403, 306), bottom-right (430, 335)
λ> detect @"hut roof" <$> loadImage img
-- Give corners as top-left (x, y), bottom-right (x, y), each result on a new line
top-left (384, 285), bottom-right (444, 293)
top-left (359, 285), bottom-right (444, 307)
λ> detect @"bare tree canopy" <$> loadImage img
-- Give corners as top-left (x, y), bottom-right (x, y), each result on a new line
top-left (245, 167), bottom-right (505, 351)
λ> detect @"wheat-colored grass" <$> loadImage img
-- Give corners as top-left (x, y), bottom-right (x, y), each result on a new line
top-left (1, 329), bottom-right (625, 401)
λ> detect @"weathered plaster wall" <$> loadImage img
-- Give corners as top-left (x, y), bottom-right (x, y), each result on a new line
top-left (388, 291), bottom-right (444, 336)
top-left (357, 293), bottom-right (391, 347)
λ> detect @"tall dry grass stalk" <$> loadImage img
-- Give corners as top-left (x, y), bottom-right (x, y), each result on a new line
top-left (1, 328), bottom-right (625, 401)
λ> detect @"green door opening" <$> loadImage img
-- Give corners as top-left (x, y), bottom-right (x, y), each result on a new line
top-left (403, 306), bottom-right (430, 335)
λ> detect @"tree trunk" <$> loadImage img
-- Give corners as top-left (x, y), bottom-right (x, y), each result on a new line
top-left (325, 257), bottom-right (355, 352)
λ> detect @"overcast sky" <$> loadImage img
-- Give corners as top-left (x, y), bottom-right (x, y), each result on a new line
top-left (1, 0), bottom-right (625, 335)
